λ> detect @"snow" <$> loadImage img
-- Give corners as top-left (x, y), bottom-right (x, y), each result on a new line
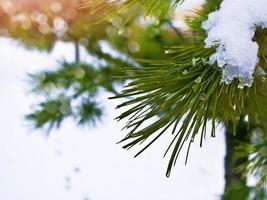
top-left (202, 0), bottom-right (267, 88)
top-left (0, 38), bottom-right (225, 200)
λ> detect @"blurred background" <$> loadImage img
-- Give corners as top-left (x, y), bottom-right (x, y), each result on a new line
top-left (0, 0), bottom-right (227, 199)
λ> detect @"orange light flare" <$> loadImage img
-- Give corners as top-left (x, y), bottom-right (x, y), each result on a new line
top-left (174, 3), bottom-right (203, 31)
top-left (0, 0), bottom-right (102, 36)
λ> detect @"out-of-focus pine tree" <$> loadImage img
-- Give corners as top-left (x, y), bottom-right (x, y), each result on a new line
top-left (0, 0), bottom-right (181, 129)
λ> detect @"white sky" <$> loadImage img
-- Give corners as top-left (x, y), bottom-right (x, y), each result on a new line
top-left (177, 0), bottom-right (205, 11)
top-left (0, 1), bottom-right (226, 200)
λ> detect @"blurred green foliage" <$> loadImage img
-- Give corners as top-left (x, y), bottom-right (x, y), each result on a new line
top-left (0, 0), bottom-right (182, 129)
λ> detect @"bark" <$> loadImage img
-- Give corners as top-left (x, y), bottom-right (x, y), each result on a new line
top-left (222, 120), bottom-right (250, 200)
top-left (75, 41), bottom-right (80, 63)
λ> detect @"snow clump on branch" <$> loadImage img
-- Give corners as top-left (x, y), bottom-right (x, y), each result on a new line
top-left (202, 0), bottom-right (267, 88)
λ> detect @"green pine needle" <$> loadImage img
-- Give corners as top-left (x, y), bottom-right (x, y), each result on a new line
top-left (111, 38), bottom-right (253, 176)
top-left (82, 0), bottom-right (185, 22)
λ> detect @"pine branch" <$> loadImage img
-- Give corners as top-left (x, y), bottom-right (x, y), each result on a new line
top-left (110, 0), bottom-right (267, 176)
top-left (111, 39), bottom-right (257, 176)
top-left (82, 0), bottom-right (185, 22)
top-left (235, 131), bottom-right (267, 188)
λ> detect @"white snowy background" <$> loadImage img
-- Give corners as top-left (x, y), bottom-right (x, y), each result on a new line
top-left (0, 0), bottom-right (225, 199)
